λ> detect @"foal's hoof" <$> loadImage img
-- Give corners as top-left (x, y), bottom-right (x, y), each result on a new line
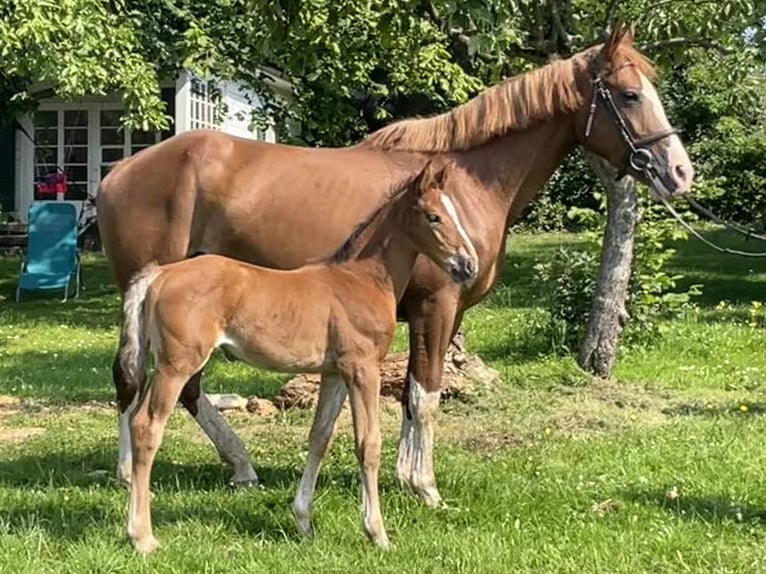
top-left (370, 532), bottom-right (391, 551)
top-left (132, 535), bottom-right (161, 555)
top-left (228, 478), bottom-right (262, 490)
top-left (293, 513), bottom-right (315, 539)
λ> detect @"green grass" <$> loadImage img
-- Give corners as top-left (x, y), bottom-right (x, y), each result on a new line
top-left (2, 229), bottom-right (766, 573)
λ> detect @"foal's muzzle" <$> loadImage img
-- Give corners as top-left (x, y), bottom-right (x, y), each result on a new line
top-left (449, 255), bottom-right (478, 285)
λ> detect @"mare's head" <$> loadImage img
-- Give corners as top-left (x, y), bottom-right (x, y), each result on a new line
top-left (576, 24), bottom-right (693, 199)
top-left (403, 160), bottom-right (478, 286)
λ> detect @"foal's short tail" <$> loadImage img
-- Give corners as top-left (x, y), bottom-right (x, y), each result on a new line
top-left (119, 263), bottom-right (163, 386)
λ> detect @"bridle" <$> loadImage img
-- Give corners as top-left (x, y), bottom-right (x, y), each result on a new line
top-left (584, 61), bottom-right (766, 257)
top-left (584, 61), bottom-right (679, 185)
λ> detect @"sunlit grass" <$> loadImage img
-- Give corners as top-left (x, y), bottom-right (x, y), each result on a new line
top-left (1, 229), bottom-right (766, 573)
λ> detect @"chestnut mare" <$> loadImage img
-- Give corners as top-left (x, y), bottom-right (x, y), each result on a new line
top-left (97, 25), bottom-right (695, 508)
top-left (119, 161), bottom-right (476, 553)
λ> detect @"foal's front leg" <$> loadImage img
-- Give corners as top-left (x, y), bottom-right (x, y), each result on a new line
top-left (293, 373), bottom-right (347, 537)
top-left (345, 362), bottom-right (389, 549)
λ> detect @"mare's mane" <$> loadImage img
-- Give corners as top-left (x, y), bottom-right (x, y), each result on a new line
top-left (360, 44), bottom-right (654, 153)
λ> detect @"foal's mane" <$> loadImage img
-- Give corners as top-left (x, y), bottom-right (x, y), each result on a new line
top-left (326, 175), bottom-right (416, 265)
top-left (360, 43), bottom-right (655, 153)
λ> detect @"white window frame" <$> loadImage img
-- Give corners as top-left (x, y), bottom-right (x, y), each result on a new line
top-left (15, 101), bottom-right (162, 221)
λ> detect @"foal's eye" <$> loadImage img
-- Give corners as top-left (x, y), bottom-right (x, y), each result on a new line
top-left (622, 90), bottom-right (641, 105)
top-left (426, 213), bottom-right (442, 225)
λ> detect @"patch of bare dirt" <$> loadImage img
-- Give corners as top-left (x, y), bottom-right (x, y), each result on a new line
top-left (276, 349), bottom-right (501, 410)
top-left (0, 427), bottom-right (45, 443)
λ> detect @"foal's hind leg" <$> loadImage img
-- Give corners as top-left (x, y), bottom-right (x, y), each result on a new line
top-left (293, 373), bottom-right (347, 538)
top-left (344, 363), bottom-right (388, 549)
top-left (128, 365), bottom-right (190, 554)
top-left (179, 372), bottom-right (259, 487)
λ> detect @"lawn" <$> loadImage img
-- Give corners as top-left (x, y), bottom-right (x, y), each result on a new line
top-left (1, 229), bottom-right (766, 573)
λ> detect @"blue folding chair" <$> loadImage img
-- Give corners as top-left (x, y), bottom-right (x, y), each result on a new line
top-left (16, 202), bottom-right (81, 302)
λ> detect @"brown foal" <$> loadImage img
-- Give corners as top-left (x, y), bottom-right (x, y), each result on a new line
top-left (118, 161), bottom-right (477, 553)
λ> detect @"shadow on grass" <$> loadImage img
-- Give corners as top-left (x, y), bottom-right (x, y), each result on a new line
top-left (668, 228), bottom-right (766, 309)
top-left (662, 401), bottom-right (766, 418)
top-left (0, 449), bottom-right (365, 542)
top-left (0, 345), bottom-right (289, 402)
top-left (623, 488), bottom-right (766, 525)
top-left (0, 255), bottom-right (120, 331)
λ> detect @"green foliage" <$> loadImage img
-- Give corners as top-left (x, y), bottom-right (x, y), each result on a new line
top-left (0, 0), bottom-right (169, 129)
top-left (533, 194), bottom-right (701, 354)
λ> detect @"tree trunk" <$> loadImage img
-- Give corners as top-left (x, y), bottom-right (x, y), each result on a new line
top-left (578, 153), bottom-right (639, 378)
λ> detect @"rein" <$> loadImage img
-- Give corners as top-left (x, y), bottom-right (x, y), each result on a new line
top-left (659, 196), bottom-right (766, 258)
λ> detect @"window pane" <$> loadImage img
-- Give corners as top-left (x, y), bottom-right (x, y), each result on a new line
top-left (101, 148), bottom-right (123, 163)
top-left (64, 110), bottom-right (88, 127)
top-left (101, 128), bottom-right (123, 145)
top-left (34, 165), bottom-right (58, 178)
top-left (64, 146), bottom-right (88, 164)
top-left (34, 110), bottom-right (58, 128)
top-left (131, 130), bottom-right (156, 145)
top-left (64, 165), bottom-right (88, 183)
top-left (34, 127), bottom-right (58, 145)
top-left (100, 165), bottom-right (114, 179)
top-left (34, 147), bottom-right (57, 164)
top-left (64, 128), bottom-right (88, 145)
top-left (131, 145), bottom-right (150, 156)
top-left (66, 183), bottom-right (87, 200)
top-left (160, 129), bottom-right (173, 141)
top-left (100, 109), bottom-right (122, 127)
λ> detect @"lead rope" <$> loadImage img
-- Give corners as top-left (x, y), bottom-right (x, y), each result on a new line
top-left (686, 198), bottom-right (766, 243)
top-left (659, 195), bottom-right (766, 257)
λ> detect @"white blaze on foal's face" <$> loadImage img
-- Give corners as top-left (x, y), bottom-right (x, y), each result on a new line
top-left (410, 161), bottom-right (479, 286)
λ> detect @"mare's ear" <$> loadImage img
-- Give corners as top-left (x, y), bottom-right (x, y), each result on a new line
top-left (601, 22), bottom-right (634, 62)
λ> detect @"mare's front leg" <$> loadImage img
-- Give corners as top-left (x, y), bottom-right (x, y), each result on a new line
top-left (179, 371), bottom-right (259, 487)
top-left (397, 290), bottom-right (459, 508)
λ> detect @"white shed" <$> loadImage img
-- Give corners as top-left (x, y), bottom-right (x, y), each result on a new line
top-left (8, 69), bottom-right (292, 222)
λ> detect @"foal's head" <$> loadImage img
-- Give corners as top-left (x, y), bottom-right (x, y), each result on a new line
top-left (575, 24), bottom-right (694, 199)
top-left (403, 161), bottom-right (479, 286)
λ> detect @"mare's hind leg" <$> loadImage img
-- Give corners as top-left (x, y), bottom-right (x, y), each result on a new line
top-left (179, 372), bottom-right (259, 487)
top-left (396, 291), bottom-right (459, 508)
top-left (293, 373), bottom-right (347, 538)
top-left (344, 363), bottom-right (388, 549)
top-left (127, 365), bottom-right (189, 554)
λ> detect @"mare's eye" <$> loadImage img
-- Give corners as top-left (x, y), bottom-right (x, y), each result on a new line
top-left (622, 90), bottom-right (640, 105)
top-left (426, 213), bottom-right (442, 225)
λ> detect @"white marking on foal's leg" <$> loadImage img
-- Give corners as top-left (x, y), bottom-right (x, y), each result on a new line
top-left (117, 393), bottom-right (138, 486)
top-left (407, 375), bottom-right (442, 507)
top-left (293, 374), bottom-right (347, 538)
top-left (440, 194), bottom-right (479, 272)
top-left (194, 393), bottom-right (259, 486)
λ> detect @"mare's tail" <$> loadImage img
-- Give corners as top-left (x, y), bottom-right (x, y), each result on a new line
top-left (119, 263), bottom-right (163, 386)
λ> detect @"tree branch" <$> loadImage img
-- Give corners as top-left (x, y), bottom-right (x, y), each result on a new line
top-left (603, 0), bottom-right (623, 37)
top-left (640, 37), bottom-right (735, 55)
